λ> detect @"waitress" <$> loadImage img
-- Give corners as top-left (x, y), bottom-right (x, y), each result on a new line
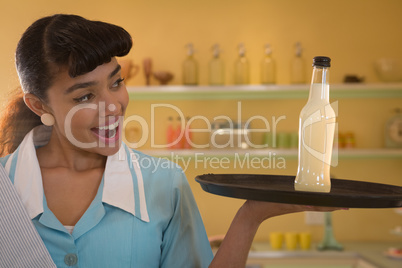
top-left (0, 14), bottom-right (340, 267)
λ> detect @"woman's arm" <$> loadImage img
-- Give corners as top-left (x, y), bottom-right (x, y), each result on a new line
top-left (209, 200), bottom-right (345, 268)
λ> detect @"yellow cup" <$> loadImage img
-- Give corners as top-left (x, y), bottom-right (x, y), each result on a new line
top-left (269, 232), bottom-right (284, 250)
top-left (299, 232), bottom-right (312, 250)
top-left (285, 232), bottom-right (298, 250)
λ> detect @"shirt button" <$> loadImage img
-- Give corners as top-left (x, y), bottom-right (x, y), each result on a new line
top-left (64, 253), bottom-right (78, 266)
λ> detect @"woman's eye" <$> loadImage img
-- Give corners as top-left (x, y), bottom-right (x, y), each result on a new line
top-left (112, 78), bottom-right (125, 88)
top-left (73, 93), bottom-right (93, 103)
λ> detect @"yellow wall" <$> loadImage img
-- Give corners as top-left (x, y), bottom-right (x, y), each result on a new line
top-left (1, 0), bottom-right (402, 244)
top-left (2, 0), bottom-right (402, 89)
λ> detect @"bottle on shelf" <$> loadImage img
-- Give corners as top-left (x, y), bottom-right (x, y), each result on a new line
top-left (385, 108), bottom-right (402, 148)
top-left (166, 116), bottom-right (175, 149)
top-left (234, 43), bottom-right (249, 85)
top-left (343, 132), bottom-right (356, 148)
top-left (261, 43), bottom-right (276, 84)
top-left (183, 43), bottom-right (198, 85)
top-left (294, 56), bottom-right (336, 193)
top-left (173, 116), bottom-right (183, 149)
top-left (183, 116), bottom-right (193, 149)
top-left (290, 42), bottom-right (306, 84)
top-left (209, 44), bottom-right (225, 85)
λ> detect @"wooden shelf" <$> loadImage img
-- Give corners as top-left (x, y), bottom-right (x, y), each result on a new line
top-left (127, 83), bottom-right (402, 101)
top-left (127, 84), bottom-right (402, 162)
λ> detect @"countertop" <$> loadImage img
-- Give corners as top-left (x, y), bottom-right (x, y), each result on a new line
top-left (249, 241), bottom-right (402, 268)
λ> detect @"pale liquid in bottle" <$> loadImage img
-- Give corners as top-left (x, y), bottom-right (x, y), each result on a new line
top-left (294, 83), bottom-right (336, 193)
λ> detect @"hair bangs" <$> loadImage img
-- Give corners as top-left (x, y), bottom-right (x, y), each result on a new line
top-left (46, 15), bottom-right (132, 78)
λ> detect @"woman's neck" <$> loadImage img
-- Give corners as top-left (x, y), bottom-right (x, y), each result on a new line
top-left (36, 130), bottom-right (107, 172)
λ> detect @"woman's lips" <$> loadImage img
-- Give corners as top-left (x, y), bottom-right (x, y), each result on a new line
top-left (91, 120), bottom-right (120, 144)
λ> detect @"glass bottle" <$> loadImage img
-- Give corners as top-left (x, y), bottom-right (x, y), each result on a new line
top-left (173, 116), bottom-right (183, 149)
top-left (290, 42), bottom-right (305, 84)
top-left (234, 43), bottom-right (249, 85)
top-left (209, 44), bottom-right (225, 85)
top-left (261, 44), bottom-right (275, 84)
top-left (183, 116), bottom-right (193, 149)
top-left (183, 43), bottom-right (198, 85)
top-left (166, 116), bottom-right (174, 149)
top-left (385, 108), bottom-right (402, 148)
top-left (294, 56), bottom-right (336, 193)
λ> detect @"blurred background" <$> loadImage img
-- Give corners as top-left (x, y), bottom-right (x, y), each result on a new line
top-left (1, 0), bottom-right (402, 246)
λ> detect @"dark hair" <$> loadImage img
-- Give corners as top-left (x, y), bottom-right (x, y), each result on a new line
top-left (0, 14), bottom-right (132, 156)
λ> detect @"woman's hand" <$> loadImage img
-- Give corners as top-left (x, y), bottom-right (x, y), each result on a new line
top-left (240, 200), bottom-right (347, 226)
top-left (210, 200), bottom-right (348, 268)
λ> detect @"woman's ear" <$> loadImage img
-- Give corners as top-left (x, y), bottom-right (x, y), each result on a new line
top-left (23, 93), bottom-right (50, 117)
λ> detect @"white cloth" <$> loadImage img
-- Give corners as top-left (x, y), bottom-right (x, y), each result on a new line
top-left (0, 164), bottom-right (56, 268)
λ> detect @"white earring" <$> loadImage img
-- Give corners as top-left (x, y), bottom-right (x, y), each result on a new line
top-left (41, 113), bottom-right (55, 126)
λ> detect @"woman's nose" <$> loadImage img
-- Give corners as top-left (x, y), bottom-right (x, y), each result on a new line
top-left (99, 99), bottom-right (121, 117)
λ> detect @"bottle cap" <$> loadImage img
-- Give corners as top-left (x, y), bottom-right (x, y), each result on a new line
top-left (186, 43), bottom-right (195, 56)
top-left (313, 56), bottom-right (331, 67)
top-left (264, 44), bottom-right (272, 55)
top-left (212, 44), bottom-right (221, 58)
top-left (238, 43), bottom-right (246, 57)
top-left (295, 42), bottom-right (302, 57)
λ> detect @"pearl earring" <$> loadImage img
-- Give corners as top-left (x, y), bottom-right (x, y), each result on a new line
top-left (41, 113), bottom-right (55, 126)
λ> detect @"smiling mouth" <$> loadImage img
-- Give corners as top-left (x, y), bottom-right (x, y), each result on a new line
top-left (91, 120), bottom-right (119, 140)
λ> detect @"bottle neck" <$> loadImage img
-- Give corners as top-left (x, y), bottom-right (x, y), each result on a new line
top-left (309, 66), bottom-right (330, 102)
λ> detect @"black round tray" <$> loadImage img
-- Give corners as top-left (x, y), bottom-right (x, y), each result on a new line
top-left (195, 174), bottom-right (402, 208)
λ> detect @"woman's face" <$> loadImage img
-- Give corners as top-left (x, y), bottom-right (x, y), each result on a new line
top-left (45, 58), bottom-right (129, 156)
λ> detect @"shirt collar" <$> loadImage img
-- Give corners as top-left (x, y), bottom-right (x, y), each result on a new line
top-left (6, 125), bottom-right (149, 223)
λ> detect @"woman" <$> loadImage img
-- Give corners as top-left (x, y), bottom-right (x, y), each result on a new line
top-left (0, 14), bottom-right (341, 267)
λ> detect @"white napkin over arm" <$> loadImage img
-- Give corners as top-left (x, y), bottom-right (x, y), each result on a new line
top-left (0, 164), bottom-right (56, 268)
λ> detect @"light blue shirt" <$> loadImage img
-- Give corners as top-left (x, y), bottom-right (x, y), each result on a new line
top-left (0, 126), bottom-right (213, 268)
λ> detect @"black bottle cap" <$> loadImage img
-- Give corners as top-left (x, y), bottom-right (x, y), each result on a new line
top-left (313, 56), bottom-right (331, 67)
